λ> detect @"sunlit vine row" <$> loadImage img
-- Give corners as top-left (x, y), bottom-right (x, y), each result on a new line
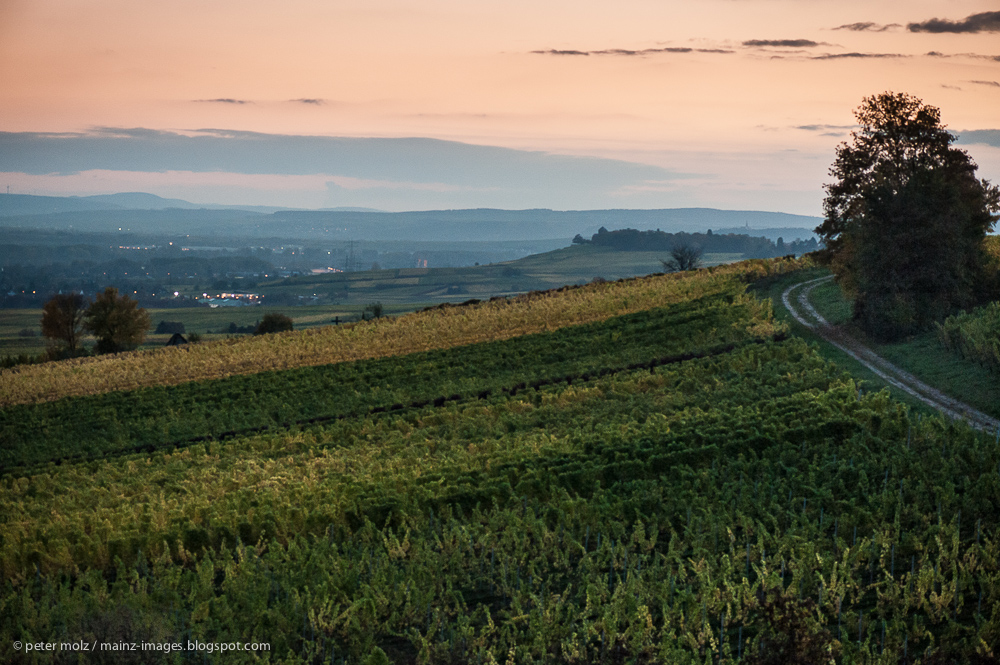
top-left (0, 257), bottom-right (806, 407)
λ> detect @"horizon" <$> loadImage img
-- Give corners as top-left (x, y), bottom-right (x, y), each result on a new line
top-left (1, 1), bottom-right (999, 215)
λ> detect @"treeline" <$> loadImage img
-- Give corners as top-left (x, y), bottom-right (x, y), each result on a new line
top-left (575, 227), bottom-right (819, 257)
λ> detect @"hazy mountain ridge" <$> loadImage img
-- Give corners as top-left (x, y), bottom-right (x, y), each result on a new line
top-left (1, 193), bottom-right (820, 242)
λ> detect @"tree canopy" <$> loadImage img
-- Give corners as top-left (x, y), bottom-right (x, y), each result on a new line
top-left (41, 293), bottom-right (86, 353)
top-left (84, 287), bottom-right (151, 354)
top-left (254, 313), bottom-right (294, 335)
top-left (816, 92), bottom-right (999, 340)
top-left (661, 245), bottom-right (703, 272)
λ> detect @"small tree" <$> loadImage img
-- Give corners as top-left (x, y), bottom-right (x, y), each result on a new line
top-left (363, 302), bottom-right (384, 320)
top-left (254, 313), bottom-right (294, 335)
top-left (661, 244), bottom-right (703, 272)
top-left (41, 293), bottom-right (86, 353)
top-left (84, 287), bottom-right (151, 354)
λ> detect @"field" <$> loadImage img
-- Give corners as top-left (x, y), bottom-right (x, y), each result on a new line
top-left (0, 303), bottom-right (427, 358)
top-left (0, 245), bottom-right (744, 359)
top-left (3, 257), bottom-right (999, 664)
top-left (254, 246), bottom-right (743, 303)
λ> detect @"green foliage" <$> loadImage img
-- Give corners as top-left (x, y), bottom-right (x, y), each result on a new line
top-left (662, 245), bottom-right (703, 272)
top-left (817, 92), bottom-right (1000, 341)
top-left (254, 312), bottom-right (293, 335)
top-left (937, 301), bottom-right (1000, 372)
top-left (84, 287), bottom-right (151, 354)
top-left (0, 288), bottom-right (777, 469)
top-left (40, 292), bottom-right (86, 351)
top-left (362, 301), bottom-right (384, 320)
top-left (4, 264), bottom-right (1000, 663)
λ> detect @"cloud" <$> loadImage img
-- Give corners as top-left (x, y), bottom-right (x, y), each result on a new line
top-left (925, 51), bottom-right (1000, 62)
top-left (0, 128), bottom-right (692, 210)
top-left (531, 47), bottom-right (733, 56)
top-left (955, 130), bottom-right (1000, 148)
top-left (195, 98), bottom-right (250, 105)
top-left (810, 52), bottom-right (908, 60)
top-left (968, 80), bottom-right (1000, 88)
top-left (743, 39), bottom-right (825, 48)
top-left (795, 124), bottom-right (856, 132)
top-left (291, 98), bottom-right (325, 105)
top-left (531, 49), bottom-right (589, 56)
top-left (833, 22), bottom-right (901, 32)
top-left (908, 11), bottom-right (1000, 33)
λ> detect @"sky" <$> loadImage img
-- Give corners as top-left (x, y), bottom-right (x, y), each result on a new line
top-left (1, 0), bottom-right (998, 214)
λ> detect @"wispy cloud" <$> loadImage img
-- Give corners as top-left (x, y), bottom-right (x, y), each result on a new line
top-left (291, 98), bottom-right (325, 105)
top-left (532, 49), bottom-right (589, 56)
top-left (795, 124), bottom-right (856, 132)
top-left (908, 11), bottom-right (1000, 33)
top-left (832, 22), bottom-right (901, 32)
top-left (810, 52), bottom-right (908, 60)
top-left (531, 47), bottom-right (733, 56)
top-left (195, 98), bottom-right (250, 105)
top-left (968, 80), bottom-right (1000, 88)
top-left (743, 39), bottom-right (826, 48)
top-left (925, 51), bottom-right (1000, 62)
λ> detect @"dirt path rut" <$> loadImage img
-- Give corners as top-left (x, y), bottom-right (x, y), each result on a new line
top-left (782, 275), bottom-right (1000, 432)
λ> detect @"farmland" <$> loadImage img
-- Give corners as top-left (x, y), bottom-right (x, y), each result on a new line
top-left (3, 257), bottom-right (999, 663)
top-left (0, 244), bottom-right (745, 359)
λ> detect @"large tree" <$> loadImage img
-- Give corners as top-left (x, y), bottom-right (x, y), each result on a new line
top-left (41, 292), bottom-right (86, 353)
top-left (817, 92), bottom-right (999, 340)
top-left (84, 287), bottom-right (151, 353)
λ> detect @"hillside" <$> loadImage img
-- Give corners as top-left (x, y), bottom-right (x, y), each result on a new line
top-left (255, 245), bottom-right (746, 304)
top-left (0, 195), bottom-right (822, 242)
top-left (2, 257), bottom-right (998, 663)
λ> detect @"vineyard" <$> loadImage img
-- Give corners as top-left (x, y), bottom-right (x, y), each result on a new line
top-left (937, 302), bottom-right (1000, 374)
top-left (0, 257), bottom-right (803, 408)
top-left (3, 259), bottom-right (1000, 664)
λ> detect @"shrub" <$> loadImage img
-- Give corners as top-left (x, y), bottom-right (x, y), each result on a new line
top-left (254, 313), bottom-right (294, 335)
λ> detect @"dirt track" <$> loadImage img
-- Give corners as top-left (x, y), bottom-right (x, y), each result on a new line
top-left (782, 275), bottom-right (1000, 432)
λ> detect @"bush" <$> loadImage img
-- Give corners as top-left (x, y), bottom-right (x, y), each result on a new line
top-left (363, 302), bottom-right (384, 319)
top-left (254, 313), bottom-right (294, 335)
top-left (224, 322), bottom-right (255, 335)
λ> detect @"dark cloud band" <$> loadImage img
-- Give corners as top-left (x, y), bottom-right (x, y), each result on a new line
top-left (908, 11), bottom-right (1000, 33)
top-left (743, 39), bottom-right (823, 48)
top-left (531, 47), bottom-right (733, 56)
top-left (810, 52), bottom-right (908, 60)
top-left (195, 98), bottom-right (250, 105)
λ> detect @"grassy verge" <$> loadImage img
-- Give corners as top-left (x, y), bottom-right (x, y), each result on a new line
top-left (757, 266), bottom-right (1000, 420)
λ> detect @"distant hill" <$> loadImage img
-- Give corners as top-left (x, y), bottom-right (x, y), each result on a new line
top-left (1, 193), bottom-right (822, 243)
top-left (0, 193), bottom-right (128, 216)
top-left (0, 192), bottom-right (383, 217)
top-left (269, 208), bottom-right (823, 242)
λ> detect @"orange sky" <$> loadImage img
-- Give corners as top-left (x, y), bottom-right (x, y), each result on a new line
top-left (1, 0), bottom-right (998, 213)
